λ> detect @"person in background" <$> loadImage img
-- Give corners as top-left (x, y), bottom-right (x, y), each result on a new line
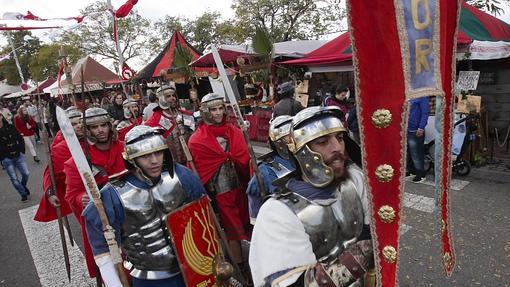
top-left (347, 103), bottom-right (360, 144)
top-left (117, 98), bottom-right (143, 141)
top-left (0, 102), bottom-right (13, 124)
top-left (0, 114), bottom-right (31, 202)
top-left (246, 115), bottom-right (295, 223)
top-left (107, 92), bottom-right (125, 126)
top-left (324, 86), bottom-right (350, 126)
top-left (14, 106), bottom-right (40, 163)
top-left (406, 96), bottom-right (430, 183)
top-left (188, 93), bottom-right (252, 275)
top-left (25, 100), bottom-right (41, 142)
top-left (142, 90), bottom-right (158, 121)
top-left (272, 81), bottom-right (304, 118)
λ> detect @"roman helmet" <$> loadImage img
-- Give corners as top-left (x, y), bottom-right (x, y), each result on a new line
top-left (65, 106), bottom-right (83, 123)
top-left (123, 125), bottom-right (174, 181)
top-left (287, 106), bottom-right (361, 187)
top-left (84, 107), bottom-right (117, 143)
top-left (268, 115), bottom-right (293, 159)
top-left (156, 85), bottom-right (177, 110)
top-left (199, 93), bottom-right (225, 125)
top-left (123, 98), bottom-right (139, 119)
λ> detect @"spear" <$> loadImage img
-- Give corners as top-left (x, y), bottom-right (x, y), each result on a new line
top-left (35, 85), bottom-right (72, 281)
top-left (211, 46), bottom-right (267, 199)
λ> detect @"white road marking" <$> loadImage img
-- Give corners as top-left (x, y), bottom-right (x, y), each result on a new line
top-left (401, 224), bottom-right (412, 235)
top-left (19, 205), bottom-right (94, 287)
top-left (405, 177), bottom-right (470, 191)
top-left (403, 192), bottom-right (435, 213)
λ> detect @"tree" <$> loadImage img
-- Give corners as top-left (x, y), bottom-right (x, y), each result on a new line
top-left (231, 0), bottom-right (345, 42)
top-left (59, 0), bottom-right (152, 72)
top-left (467, 0), bottom-right (509, 16)
top-left (29, 44), bottom-right (83, 81)
top-left (151, 11), bottom-right (244, 54)
top-left (0, 31), bottom-right (41, 85)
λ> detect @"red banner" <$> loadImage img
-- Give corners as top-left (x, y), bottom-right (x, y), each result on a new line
top-left (346, 0), bottom-right (460, 286)
top-left (167, 196), bottom-right (222, 287)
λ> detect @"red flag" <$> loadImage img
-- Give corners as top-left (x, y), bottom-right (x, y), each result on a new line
top-left (346, 0), bottom-right (460, 286)
top-left (115, 0), bottom-right (138, 18)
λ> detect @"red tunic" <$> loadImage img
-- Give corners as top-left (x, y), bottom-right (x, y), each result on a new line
top-left (117, 116), bottom-right (143, 141)
top-left (52, 130), bottom-right (64, 148)
top-left (33, 140), bottom-right (77, 222)
top-left (188, 122), bottom-right (251, 240)
top-left (14, 115), bottom-right (36, 137)
top-left (145, 109), bottom-right (191, 137)
top-left (64, 140), bottom-right (126, 277)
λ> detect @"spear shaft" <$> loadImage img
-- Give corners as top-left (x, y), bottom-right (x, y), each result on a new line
top-left (36, 86), bottom-right (72, 281)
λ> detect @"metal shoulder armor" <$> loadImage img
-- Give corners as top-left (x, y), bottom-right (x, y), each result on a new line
top-left (277, 187), bottom-right (364, 262)
top-left (113, 171), bottom-right (187, 280)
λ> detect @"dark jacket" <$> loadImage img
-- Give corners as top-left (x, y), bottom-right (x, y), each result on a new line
top-left (0, 117), bottom-right (25, 160)
top-left (107, 104), bottom-right (125, 122)
top-left (272, 97), bottom-right (304, 118)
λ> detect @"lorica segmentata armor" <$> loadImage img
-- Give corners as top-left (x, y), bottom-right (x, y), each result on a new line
top-left (278, 185), bottom-right (364, 263)
top-left (112, 171), bottom-right (186, 280)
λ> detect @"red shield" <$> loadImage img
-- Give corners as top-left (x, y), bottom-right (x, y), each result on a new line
top-left (167, 195), bottom-right (223, 287)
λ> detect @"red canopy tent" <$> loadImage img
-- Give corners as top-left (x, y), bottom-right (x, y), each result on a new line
top-left (136, 31), bottom-right (203, 80)
top-left (283, 2), bottom-right (510, 66)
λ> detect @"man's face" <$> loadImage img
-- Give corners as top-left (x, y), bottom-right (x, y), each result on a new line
top-left (164, 93), bottom-right (177, 109)
top-left (308, 131), bottom-right (347, 180)
top-left (209, 104), bottom-right (225, 124)
top-left (128, 104), bottom-right (139, 117)
top-left (72, 119), bottom-right (84, 138)
top-left (134, 151), bottom-right (164, 179)
top-left (88, 122), bottom-right (111, 143)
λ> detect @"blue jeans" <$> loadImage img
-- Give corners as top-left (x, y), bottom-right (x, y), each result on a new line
top-left (1, 154), bottom-right (30, 197)
top-left (407, 132), bottom-right (425, 177)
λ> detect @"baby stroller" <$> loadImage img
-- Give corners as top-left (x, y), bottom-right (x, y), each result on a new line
top-left (424, 113), bottom-right (478, 176)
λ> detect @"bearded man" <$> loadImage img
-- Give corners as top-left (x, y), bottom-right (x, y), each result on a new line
top-left (249, 106), bottom-right (374, 287)
top-left (117, 98), bottom-right (143, 141)
top-left (64, 107), bottom-right (126, 278)
top-left (187, 93), bottom-right (252, 271)
top-left (145, 85), bottom-right (194, 164)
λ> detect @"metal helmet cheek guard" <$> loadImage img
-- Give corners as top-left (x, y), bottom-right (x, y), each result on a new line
top-left (269, 115), bottom-right (293, 159)
top-left (123, 125), bottom-right (174, 181)
top-left (84, 107), bottom-right (117, 143)
top-left (288, 106), bottom-right (347, 188)
top-left (156, 85), bottom-right (176, 110)
top-left (200, 93), bottom-right (225, 125)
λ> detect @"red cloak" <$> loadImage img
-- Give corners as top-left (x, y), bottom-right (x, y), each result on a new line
top-left (64, 139), bottom-right (126, 277)
top-left (188, 122), bottom-right (251, 240)
top-left (117, 116), bottom-right (143, 141)
top-left (33, 140), bottom-right (77, 222)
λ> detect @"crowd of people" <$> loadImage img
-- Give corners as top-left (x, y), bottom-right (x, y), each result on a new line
top-left (0, 80), bottom-right (431, 287)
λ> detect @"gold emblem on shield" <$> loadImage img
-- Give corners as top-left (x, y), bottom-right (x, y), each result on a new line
top-left (182, 208), bottom-right (221, 276)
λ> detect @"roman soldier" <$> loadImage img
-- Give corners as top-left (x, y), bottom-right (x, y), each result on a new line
top-left (64, 107), bottom-right (126, 278)
top-left (83, 125), bottom-right (205, 287)
top-left (117, 98), bottom-right (143, 141)
top-left (249, 106), bottom-right (374, 287)
top-left (34, 107), bottom-right (83, 222)
top-left (187, 93), bottom-right (252, 271)
top-left (245, 115), bottom-right (295, 223)
top-left (145, 85), bottom-right (194, 164)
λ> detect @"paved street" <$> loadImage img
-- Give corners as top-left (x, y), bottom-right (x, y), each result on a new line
top-left (0, 143), bottom-right (509, 286)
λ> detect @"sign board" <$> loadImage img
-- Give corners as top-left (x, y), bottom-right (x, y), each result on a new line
top-left (457, 71), bottom-right (480, 91)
